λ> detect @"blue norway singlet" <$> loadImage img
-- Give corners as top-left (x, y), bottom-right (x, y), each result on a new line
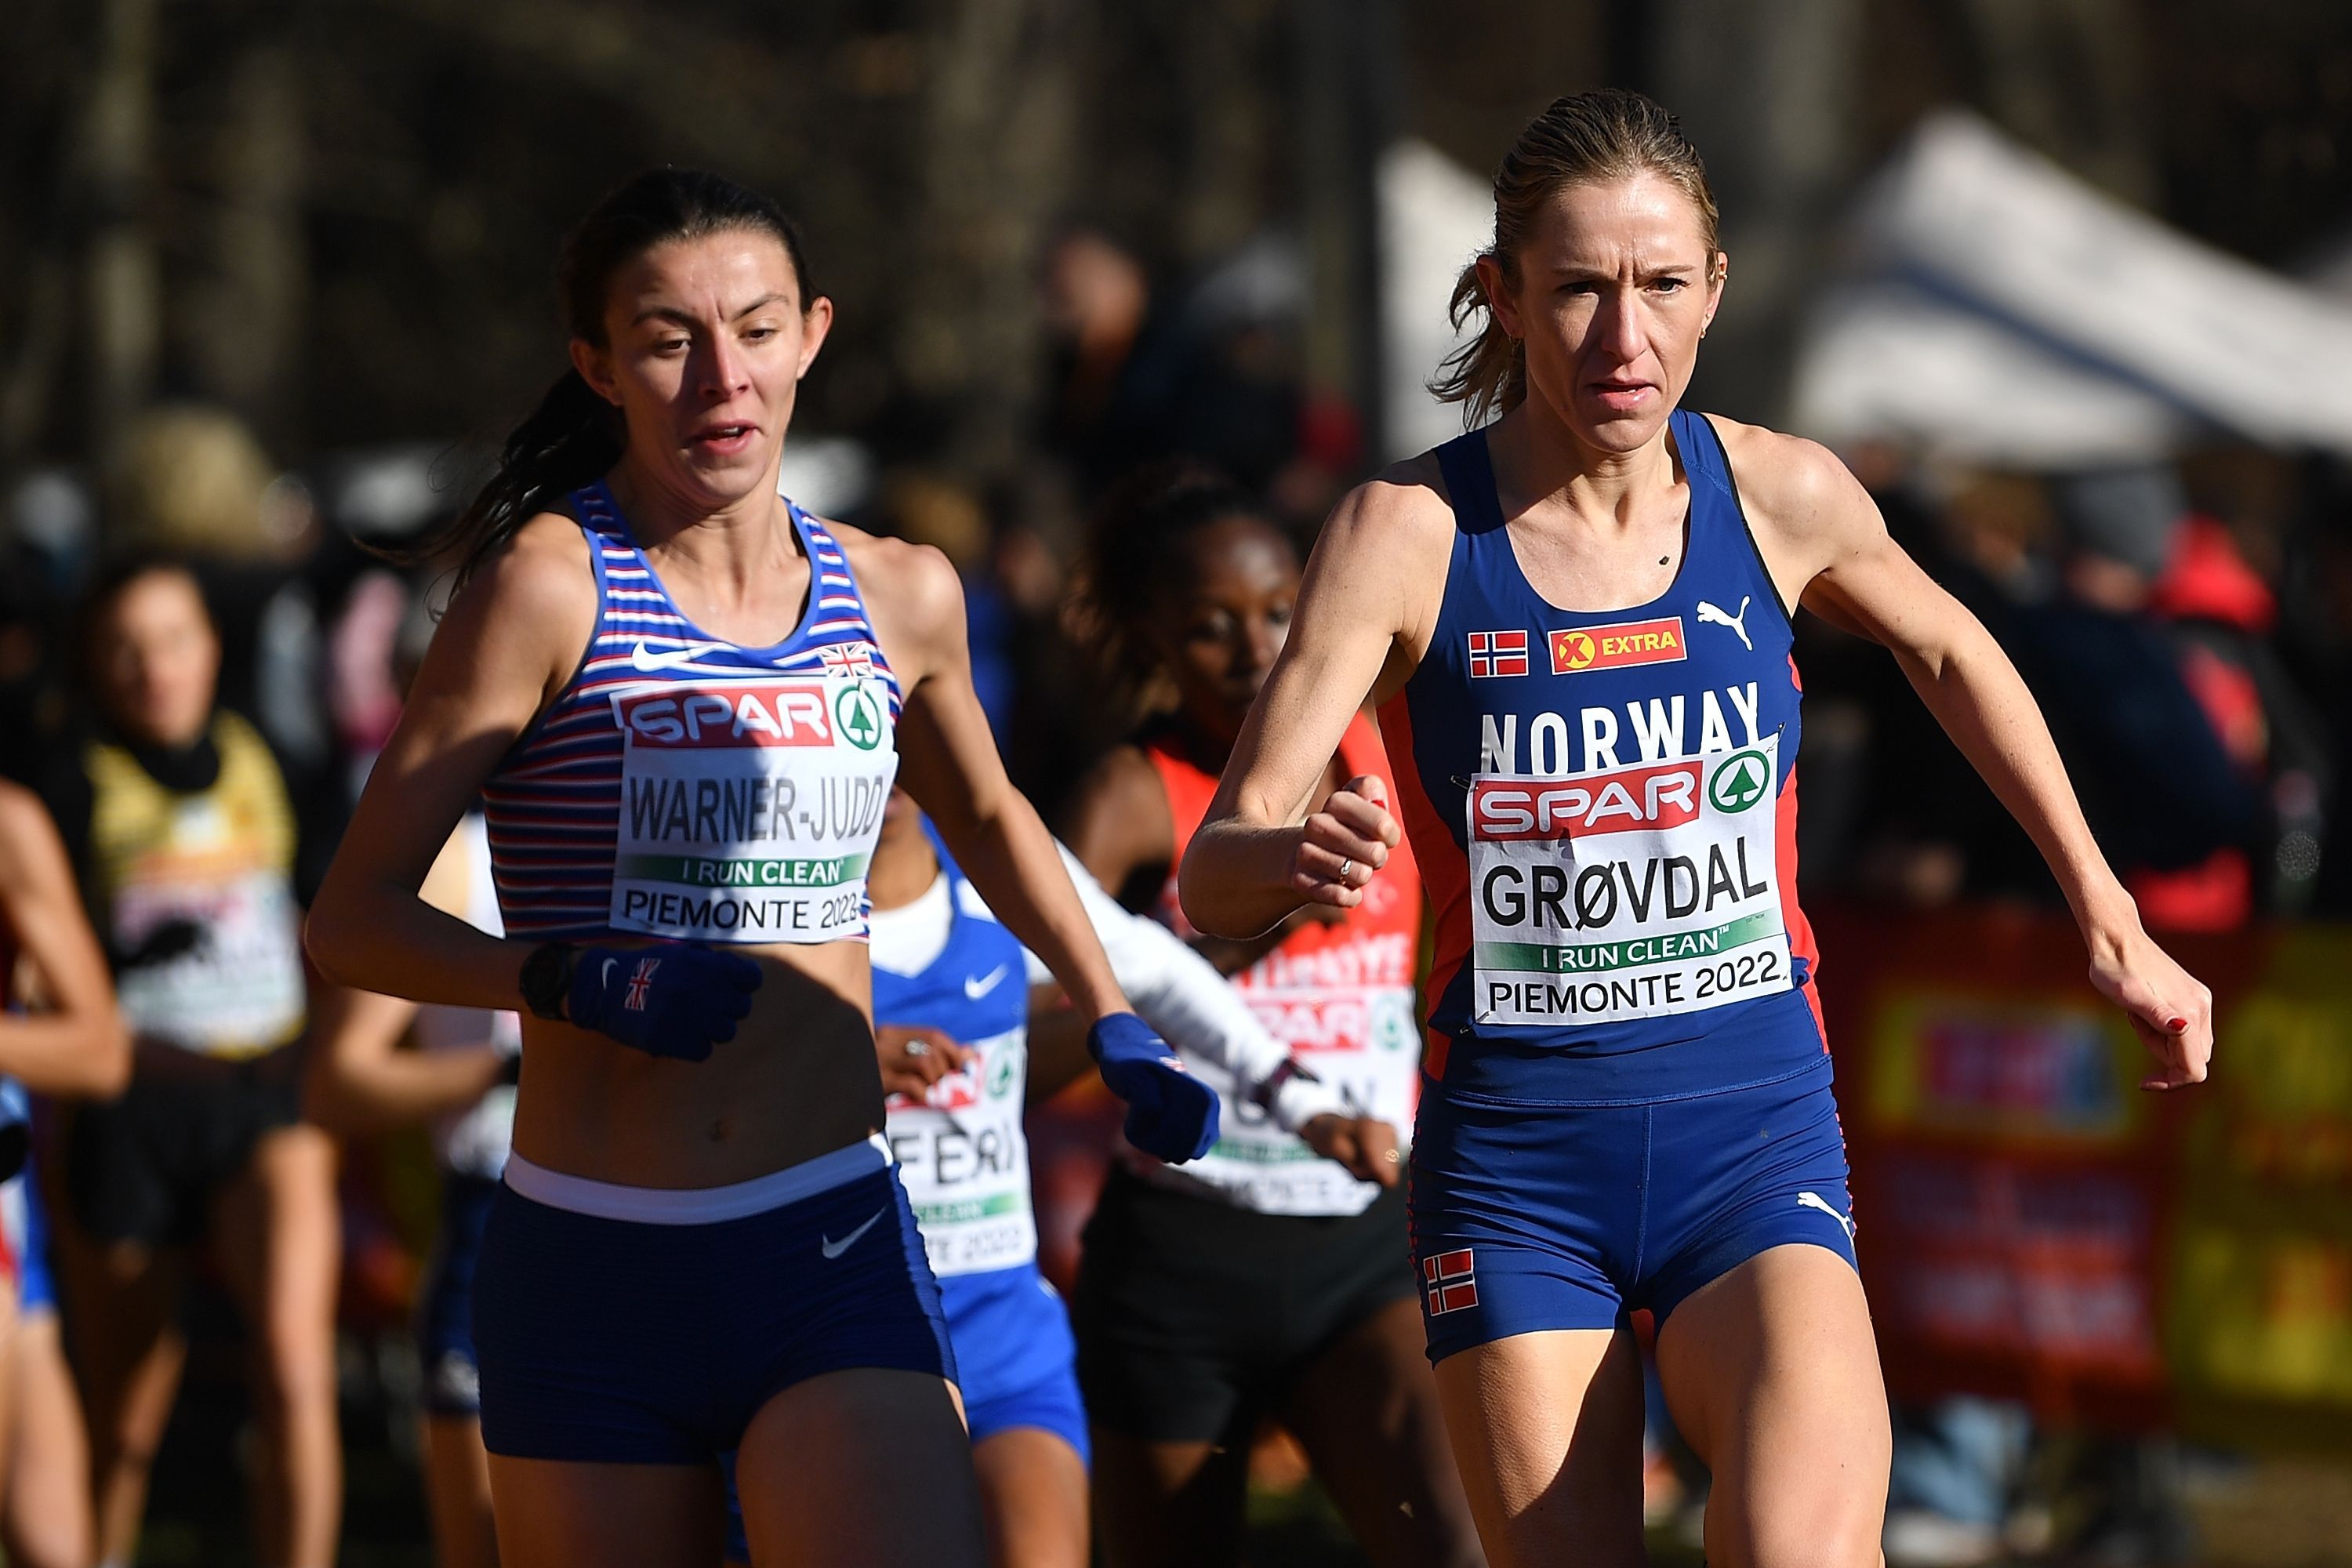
top-left (1378, 409), bottom-right (1827, 1104)
top-left (484, 481), bottom-right (901, 945)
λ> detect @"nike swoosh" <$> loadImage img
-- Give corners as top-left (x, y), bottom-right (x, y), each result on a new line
top-left (964, 965), bottom-right (1009, 1000)
top-left (820, 1208), bottom-right (886, 1260)
top-left (630, 640), bottom-right (730, 672)
top-left (601, 958), bottom-right (617, 987)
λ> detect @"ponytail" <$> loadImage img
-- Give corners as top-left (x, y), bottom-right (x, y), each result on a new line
top-left (1429, 260), bottom-right (1526, 430)
top-left (404, 370), bottom-right (622, 585)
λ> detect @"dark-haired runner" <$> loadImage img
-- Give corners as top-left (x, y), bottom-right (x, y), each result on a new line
top-left (45, 558), bottom-right (341, 1568)
top-left (307, 169), bottom-right (1215, 1568)
top-left (1065, 466), bottom-right (1483, 1568)
top-left (1178, 90), bottom-right (2212, 1567)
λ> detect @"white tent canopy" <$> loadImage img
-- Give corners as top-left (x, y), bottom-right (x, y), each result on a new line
top-left (1378, 137), bottom-right (1490, 463)
top-left (1791, 111), bottom-right (2352, 466)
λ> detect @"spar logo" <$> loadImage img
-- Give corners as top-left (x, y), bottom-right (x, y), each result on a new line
top-left (615, 684), bottom-right (834, 748)
top-left (834, 683), bottom-right (885, 751)
top-left (1708, 749), bottom-right (1772, 812)
top-left (1471, 758), bottom-right (1702, 841)
top-left (1549, 617), bottom-right (1687, 674)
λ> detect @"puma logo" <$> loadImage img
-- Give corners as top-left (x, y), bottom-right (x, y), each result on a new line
top-left (820, 1209), bottom-right (885, 1260)
top-left (1697, 597), bottom-right (1753, 651)
top-left (1797, 1189), bottom-right (1857, 1243)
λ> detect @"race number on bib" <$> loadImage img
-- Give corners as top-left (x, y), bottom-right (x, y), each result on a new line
top-left (608, 678), bottom-right (897, 942)
top-left (1468, 735), bottom-right (1791, 1027)
top-left (885, 1028), bottom-right (1036, 1276)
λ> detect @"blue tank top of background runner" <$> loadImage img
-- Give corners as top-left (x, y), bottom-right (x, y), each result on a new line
top-left (1377, 408), bottom-right (1828, 1105)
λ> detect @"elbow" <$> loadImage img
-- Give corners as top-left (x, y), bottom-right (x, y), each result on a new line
top-left (303, 899), bottom-right (361, 988)
top-left (1175, 834), bottom-right (1244, 939)
top-left (87, 1013), bottom-right (132, 1101)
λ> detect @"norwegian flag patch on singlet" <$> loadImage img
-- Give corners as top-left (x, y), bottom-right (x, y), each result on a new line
top-left (1467, 631), bottom-right (1528, 678)
top-left (1423, 1247), bottom-right (1479, 1315)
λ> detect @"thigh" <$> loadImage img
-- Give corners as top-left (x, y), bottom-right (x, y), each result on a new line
top-left (1653, 1243), bottom-right (1889, 1568)
top-left (971, 1427), bottom-right (1086, 1568)
top-left (1280, 1296), bottom-right (1485, 1568)
top-left (1088, 1429), bottom-right (1247, 1568)
top-left (1430, 1329), bottom-right (1646, 1568)
top-left (422, 1414), bottom-right (499, 1568)
top-left (210, 1123), bottom-right (340, 1335)
top-left (736, 1367), bottom-right (982, 1568)
top-left (3, 1315), bottom-right (93, 1568)
top-left (488, 1454), bottom-right (723, 1568)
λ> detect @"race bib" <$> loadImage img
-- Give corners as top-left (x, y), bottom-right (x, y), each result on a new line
top-left (884, 1027), bottom-right (1035, 1276)
top-left (1468, 735), bottom-right (1791, 1027)
top-left (114, 868), bottom-right (307, 1055)
top-left (608, 677), bottom-right (897, 942)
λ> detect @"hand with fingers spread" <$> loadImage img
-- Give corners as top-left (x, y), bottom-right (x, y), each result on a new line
top-left (1293, 774), bottom-right (1401, 912)
top-left (1301, 1113), bottom-right (1404, 1188)
top-left (876, 1023), bottom-right (978, 1102)
top-left (2085, 922), bottom-right (2214, 1091)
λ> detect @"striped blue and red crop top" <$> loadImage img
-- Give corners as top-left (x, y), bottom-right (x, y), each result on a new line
top-left (482, 481), bottom-right (902, 946)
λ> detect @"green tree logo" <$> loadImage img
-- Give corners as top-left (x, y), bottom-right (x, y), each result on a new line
top-left (835, 684), bottom-right (884, 751)
top-left (1708, 749), bottom-right (1770, 812)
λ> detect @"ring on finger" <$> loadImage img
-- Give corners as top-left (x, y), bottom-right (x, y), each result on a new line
top-left (1338, 857), bottom-right (1354, 881)
top-left (1382, 1148), bottom-right (1401, 1164)
top-left (905, 1040), bottom-right (929, 1057)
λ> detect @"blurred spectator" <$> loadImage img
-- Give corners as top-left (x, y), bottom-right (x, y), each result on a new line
top-left (42, 557), bottom-right (342, 1568)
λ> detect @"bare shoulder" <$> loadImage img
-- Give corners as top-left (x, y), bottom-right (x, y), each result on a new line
top-left (0, 778), bottom-right (58, 878)
top-left (444, 511), bottom-right (596, 631)
top-left (1702, 415), bottom-right (1878, 547)
top-left (1318, 450), bottom-right (1458, 563)
top-left (1063, 742), bottom-right (1174, 880)
top-left (826, 521), bottom-right (964, 626)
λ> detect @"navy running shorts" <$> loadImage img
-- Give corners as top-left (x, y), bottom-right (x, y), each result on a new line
top-left (1408, 1053), bottom-right (1858, 1363)
top-left (473, 1149), bottom-right (956, 1464)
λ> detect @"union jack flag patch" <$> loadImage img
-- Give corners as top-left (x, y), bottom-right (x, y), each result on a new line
top-left (1467, 630), bottom-right (1529, 678)
top-left (1423, 1247), bottom-right (1479, 1316)
top-left (817, 641), bottom-right (877, 679)
top-left (623, 958), bottom-right (661, 1013)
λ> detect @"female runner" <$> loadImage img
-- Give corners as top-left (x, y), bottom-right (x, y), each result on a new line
top-left (306, 168), bottom-right (1215, 1568)
top-left (1064, 466), bottom-right (1483, 1568)
top-left (306, 805), bottom-right (518, 1568)
top-left (1176, 89), bottom-right (2212, 1568)
top-left (0, 777), bottom-right (129, 1568)
top-left (721, 785), bottom-right (1381, 1568)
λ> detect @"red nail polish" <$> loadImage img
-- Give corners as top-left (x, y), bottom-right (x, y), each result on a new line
top-left (2166, 1017), bottom-right (2189, 1033)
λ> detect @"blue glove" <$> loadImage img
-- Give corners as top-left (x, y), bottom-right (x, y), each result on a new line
top-left (568, 945), bottom-right (761, 1062)
top-left (1089, 1012), bottom-right (1220, 1163)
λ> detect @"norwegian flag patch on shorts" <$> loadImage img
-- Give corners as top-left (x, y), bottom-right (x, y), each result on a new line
top-left (1422, 1247), bottom-right (1479, 1316)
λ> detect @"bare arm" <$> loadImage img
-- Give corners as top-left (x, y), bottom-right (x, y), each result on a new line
top-left (1178, 467), bottom-right (1451, 938)
top-left (1723, 418), bottom-right (2212, 1087)
top-left (862, 533), bottom-right (1131, 1024)
top-left (304, 826), bottom-right (510, 1135)
top-left (305, 516), bottom-right (594, 1010)
top-left (0, 782), bottom-right (127, 1098)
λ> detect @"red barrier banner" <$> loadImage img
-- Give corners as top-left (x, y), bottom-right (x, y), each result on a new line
top-left (1817, 904), bottom-right (2352, 1447)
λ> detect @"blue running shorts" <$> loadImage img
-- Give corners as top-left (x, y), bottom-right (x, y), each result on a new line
top-left (1408, 1054), bottom-right (1857, 1363)
top-left (473, 1142), bottom-right (956, 1463)
top-left (938, 1263), bottom-right (1089, 1461)
top-left (416, 1171), bottom-right (499, 1417)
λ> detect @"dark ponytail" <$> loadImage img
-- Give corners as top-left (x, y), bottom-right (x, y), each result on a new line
top-left (409, 167), bottom-right (815, 585)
